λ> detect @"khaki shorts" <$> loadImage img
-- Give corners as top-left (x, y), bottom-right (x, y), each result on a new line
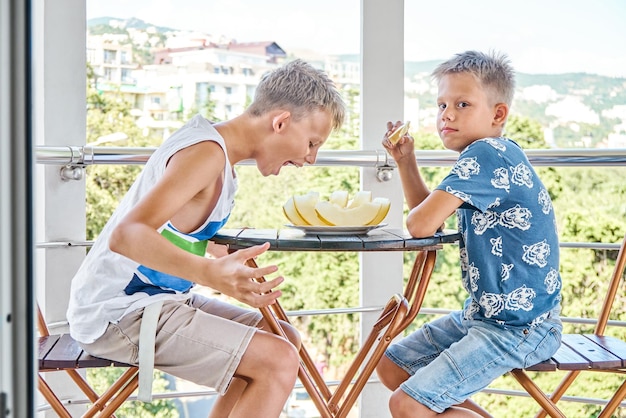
top-left (80, 293), bottom-right (262, 394)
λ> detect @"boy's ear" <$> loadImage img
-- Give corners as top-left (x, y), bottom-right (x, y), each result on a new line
top-left (493, 103), bottom-right (509, 126)
top-left (272, 111), bottom-right (291, 133)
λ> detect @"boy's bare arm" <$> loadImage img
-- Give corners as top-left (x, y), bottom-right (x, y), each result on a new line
top-left (382, 121), bottom-right (462, 238)
top-left (109, 141), bottom-right (284, 307)
top-left (382, 121), bottom-right (429, 208)
top-left (405, 190), bottom-right (462, 238)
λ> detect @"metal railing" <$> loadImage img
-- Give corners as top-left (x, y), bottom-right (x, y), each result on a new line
top-left (35, 145), bottom-right (626, 167)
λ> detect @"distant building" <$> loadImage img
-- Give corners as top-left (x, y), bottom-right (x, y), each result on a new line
top-left (86, 31), bottom-right (288, 138)
top-left (140, 40), bottom-right (286, 122)
top-left (87, 34), bottom-right (137, 85)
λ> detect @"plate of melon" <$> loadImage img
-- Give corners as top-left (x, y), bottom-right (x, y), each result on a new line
top-left (283, 190), bottom-right (390, 235)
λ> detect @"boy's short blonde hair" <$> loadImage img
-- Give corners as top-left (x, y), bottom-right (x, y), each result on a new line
top-left (246, 59), bottom-right (346, 131)
top-left (432, 50), bottom-right (515, 107)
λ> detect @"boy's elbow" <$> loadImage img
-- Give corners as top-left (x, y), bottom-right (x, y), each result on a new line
top-left (406, 219), bottom-right (438, 238)
top-left (108, 225), bottom-right (127, 255)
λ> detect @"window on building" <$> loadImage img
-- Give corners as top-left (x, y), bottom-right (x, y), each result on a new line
top-left (195, 82), bottom-right (210, 108)
top-left (103, 49), bottom-right (117, 64)
top-left (121, 68), bottom-right (133, 83)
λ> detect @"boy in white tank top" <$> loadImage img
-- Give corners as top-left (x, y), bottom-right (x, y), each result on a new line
top-left (67, 59), bottom-right (346, 418)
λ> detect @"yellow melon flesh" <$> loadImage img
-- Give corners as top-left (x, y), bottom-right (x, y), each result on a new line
top-left (283, 196), bottom-right (309, 225)
top-left (329, 190), bottom-right (349, 208)
top-left (367, 197), bottom-right (391, 225)
top-left (315, 200), bottom-right (382, 226)
top-left (293, 192), bottom-right (329, 226)
top-left (347, 191), bottom-right (372, 209)
top-left (388, 121), bottom-right (411, 145)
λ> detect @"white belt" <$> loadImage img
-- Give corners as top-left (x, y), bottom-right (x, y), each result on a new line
top-left (138, 300), bottom-right (163, 403)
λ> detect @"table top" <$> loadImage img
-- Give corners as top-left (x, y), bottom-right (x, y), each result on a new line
top-left (211, 227), bottom-right (461, 252)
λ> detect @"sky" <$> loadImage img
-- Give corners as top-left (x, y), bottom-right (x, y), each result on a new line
top-left (87, 0), bottom-right (626, 78)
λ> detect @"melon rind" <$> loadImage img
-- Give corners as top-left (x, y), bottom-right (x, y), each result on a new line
top-left (315, 200), bottom-right (382, 226)
top-left (293, 192), bottom-right (330, 226)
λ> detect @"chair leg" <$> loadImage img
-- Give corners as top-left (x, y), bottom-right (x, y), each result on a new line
top-left (597, 379), bottom-right (626, 418)
top-left (83, 368), bottom-right (139, 418)
top-left (66, 369), bottom-right (100, 403)
top-left (38, 375), bottom-right (73, 418)
top-left (533, 370), bottom-right (580, 418)
top-left (509, 369), bottom-right (566, 418)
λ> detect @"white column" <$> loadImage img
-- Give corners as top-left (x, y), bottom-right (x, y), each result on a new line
top-left (359, 1), bottom-right (405, 417)
top-left (33, 0), bottom-right (87, 415)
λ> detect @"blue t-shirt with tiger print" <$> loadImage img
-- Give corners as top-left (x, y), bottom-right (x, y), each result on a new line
top-left (436, 137), bottom-right (562, 328)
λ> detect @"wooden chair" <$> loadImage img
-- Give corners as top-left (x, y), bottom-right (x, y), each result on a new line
top-left (510, 233), bottom-right (626, 418)
top-left (37, 305), bottom-right (140, 417)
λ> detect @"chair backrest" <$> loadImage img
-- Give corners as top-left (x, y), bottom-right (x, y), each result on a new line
top-left (37, 304), bottom-right (50, 337)
top-left (595, 233), bottom-right (626, 336)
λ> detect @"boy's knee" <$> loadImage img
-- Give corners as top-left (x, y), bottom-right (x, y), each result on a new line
top-left (271, 338), bottom-right (300, 385)
top-left (278, 320), bottom-right (302, 350)
top-left (376, 355), bottom-right (401, 390)
top-left (390, 390), bottom-right (433, 417)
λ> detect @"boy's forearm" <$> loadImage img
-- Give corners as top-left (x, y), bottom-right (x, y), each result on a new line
top-left (109, 222), bottom-right (208, 283)
top-left (396, 158), bottom-right (431, 210)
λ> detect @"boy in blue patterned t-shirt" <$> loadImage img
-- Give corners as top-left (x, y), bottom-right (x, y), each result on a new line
top-left (376, 50), bottom-right (563, 418)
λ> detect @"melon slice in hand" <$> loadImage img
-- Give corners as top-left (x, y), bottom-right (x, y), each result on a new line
top-left (293, 192), bottom-right (329, 226)
top-left (388, 121), bottom-right (411, 144)
top-left (315, 200), bottom-right (382, 226)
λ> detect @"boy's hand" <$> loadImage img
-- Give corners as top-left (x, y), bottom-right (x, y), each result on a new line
top-left (204, 242), bottom-right (284, 308)
top-left (382, 120), bottom-right (415, 163)
top-left (205, 241), bottom-right (230, 258)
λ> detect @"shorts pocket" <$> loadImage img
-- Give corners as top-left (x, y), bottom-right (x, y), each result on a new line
top-left (522, 326), bottom-right (561, 368)
top-left (84, 323), bottom-right (139, 365)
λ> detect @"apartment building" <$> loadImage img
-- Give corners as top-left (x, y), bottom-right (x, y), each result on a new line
top-left (86, 31), bottom-right (290, 137)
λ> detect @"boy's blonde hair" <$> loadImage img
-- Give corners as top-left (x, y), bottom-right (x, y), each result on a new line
top-left (432, 50), bottom-right (515, 107)
top-left (246, 59), bottom-right (346, 131)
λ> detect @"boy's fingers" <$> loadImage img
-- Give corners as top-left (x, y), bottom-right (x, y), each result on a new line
top-left (255, 276), bottom-right (284, 293)
top-left (252, 290), bottom-right (282, 308)
top-left (236, 242), bottom-right (270, 259)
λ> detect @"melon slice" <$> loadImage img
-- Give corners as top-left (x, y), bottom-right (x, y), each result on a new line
top-left (367, 197), bottom-right (391, 225)
top-left (315, 200), bottom-right (382, 226)
top-left (283, 196), bottom-right (309, 225)
top-left (347, 191), bottom-right (372, 209)
top-left (293, 192), bottom-right (329, 226)
top-left (388, 121), bottom-right (411, 144)
top-left (329, 190), bottom-right (349, 208)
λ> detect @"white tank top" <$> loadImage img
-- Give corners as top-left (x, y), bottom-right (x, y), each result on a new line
top-left (67, 115), bottom-right (237, 343)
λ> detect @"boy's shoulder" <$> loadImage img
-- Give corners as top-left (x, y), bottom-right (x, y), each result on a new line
top-left (460, 137), bottom-right (523, 156)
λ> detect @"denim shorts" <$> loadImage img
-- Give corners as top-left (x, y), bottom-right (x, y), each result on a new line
top-left (384, 308), bottom-right (562, 413)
